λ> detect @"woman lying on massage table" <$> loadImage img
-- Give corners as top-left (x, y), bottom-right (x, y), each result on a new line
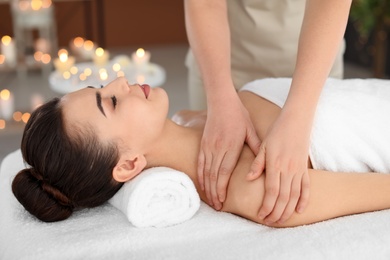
top-left (12, 77), bottom-right (390, 227)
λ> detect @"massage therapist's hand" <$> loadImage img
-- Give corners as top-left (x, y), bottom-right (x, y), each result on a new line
top-left (199, 93), bottom-right (261, 210)
top-left (247, 109), bottom-right (311, 225)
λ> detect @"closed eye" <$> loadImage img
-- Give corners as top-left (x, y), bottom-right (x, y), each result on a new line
top-left (111, 95), bottom-right (117, 108)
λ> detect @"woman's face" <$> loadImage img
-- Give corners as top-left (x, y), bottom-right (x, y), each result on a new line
top-left (61, 77), bottom-right (169, 153)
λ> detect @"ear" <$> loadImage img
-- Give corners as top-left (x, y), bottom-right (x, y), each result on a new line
top-left (112, 153), bottom-right (147, 182)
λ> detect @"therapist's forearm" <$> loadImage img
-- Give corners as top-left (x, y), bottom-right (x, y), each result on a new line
top-left (184, 0), bottom-right (236, 102)
top-left (286, 0), bottom-right (352, 117)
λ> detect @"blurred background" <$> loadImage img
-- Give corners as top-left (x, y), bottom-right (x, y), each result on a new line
top-left (0, 0), bottom-right (389, 163)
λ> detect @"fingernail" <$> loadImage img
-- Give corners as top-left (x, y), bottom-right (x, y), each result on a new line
top-left (297, 207), bottom-right (303, 213)
top-left (219, 195), bottom-right (225, 203)
top-left (258, 213), bottom-right (265, 220)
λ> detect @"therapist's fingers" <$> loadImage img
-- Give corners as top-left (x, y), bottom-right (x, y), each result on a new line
top-left (263, 171), bottom-right (293, 224)
top-left (202, 151), bottom-right (214, 206)
top-left (258, 165), bottom-right (280, 220)
top-left (247, 145), bottom-right (266, 181)
top-left (216, 149), bottom-right (241, 204)
top-left (296, 170), bottom-right (310, 213)
top-left (197, 150), bottom-right (206, 191)
top-left (208, 152), bottom-right (227, 210)
top-left (277, 175), bottom-right (302, 224)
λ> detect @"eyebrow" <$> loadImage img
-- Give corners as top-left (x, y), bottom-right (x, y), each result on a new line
top-left (96, 91), bottom-right (106, 117)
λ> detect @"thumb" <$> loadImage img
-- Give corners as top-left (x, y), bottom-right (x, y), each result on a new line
top-left (246, 145), bottom-right (266, 181)
top-left (246, 126), bottom-right (261, 156)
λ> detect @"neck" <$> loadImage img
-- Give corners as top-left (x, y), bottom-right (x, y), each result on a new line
top-left (145, 119), bottom-right (202, 176)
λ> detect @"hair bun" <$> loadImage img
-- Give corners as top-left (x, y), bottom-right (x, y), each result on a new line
top-left (12, 168), bottom-right (74, 222)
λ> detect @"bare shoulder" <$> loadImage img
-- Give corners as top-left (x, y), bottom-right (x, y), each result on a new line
top-left (238, 91), bottom-right (282, 141)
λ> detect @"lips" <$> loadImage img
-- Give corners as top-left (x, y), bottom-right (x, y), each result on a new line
top-left (140, 84), bottom-right (150, 98)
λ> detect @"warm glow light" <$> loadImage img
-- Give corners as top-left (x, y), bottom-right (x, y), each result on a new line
top-left (99, 68), bottom-right (108, 81)
top-left (63, 71), bottom-right (71, 79)
top-left (73, 37), bottom-right (84, 48)
top-left (31, 0), bottom-right (43, 11)
top-left (58, 49), bottom-right (68, 62)
top-left (1, 35), bottom-right (12, 46)
top-left (41, 54), bottom-right (51, 64)
top-left (59, 53), bottom-right (68, 62)
top-left (13, 111), bottom-right (23, 122)
top-left (95, 47), bottom-right (104, 57)
top-left (22, 113), bottom-right (31, 123)
top-left (58, 49), bottom-right (68, 56)
top-left (84, 68), bottom-right (92, 76)
top-left (112, 63), bottom-right (121, 72)
top-left (117, 71), bottom-right (125, 77)
top-left (0, 54), bottom-right (5, 64)
top-left (0, 120), bottom-right (5, 130)
top-left (84, 40), bottom-right (94, 51)
top-left (0, 89), bottom-right (10, 101)
top-left (70, 66), bottom-right (78, 75)
top-left (42, 0), bottom-right (52, 9)
top-left (79, 73), bottom-right (87, 81)
top-left (136, 48), bottom-right (145, 58)
top-left (34, 51), bottom-right (43, 62)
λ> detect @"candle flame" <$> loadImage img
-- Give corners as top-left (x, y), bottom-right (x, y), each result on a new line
top-left (112, 63), bottom-right (121, 72)
top-left (22, 113), bottom-right (31, 123)
top-left (0, 89), bottom-right (10, 101)
top-left (84, 68), bottom-right (92, 76)
top-left (95, 47), bottom-right (105, 57)
top-left (0, 54), bottom-right (5, 64)
top-left (74, 37), bottom-right (84, 48)
top-left (84, 40), bottom-right (94, 51)
top-left (13, 111), bottom-right (23, 122)
top-left (63, 71), bottom-right (71, 79)
top-left (70, 66), bottom-right (78, 75)
top-left (136, 48), bottom-right (145, 58)
top-left (41, 54), bottom-right (51, 64)
top-left (1, 36), bottom-right (12, 46)
top-left (99, 68), bottom-right (108, 81)
top-left (31, 0), bottom-right (43, 10)
top-left (34, 51), bottom-right (43, 62)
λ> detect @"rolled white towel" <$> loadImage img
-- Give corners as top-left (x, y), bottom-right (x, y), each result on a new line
top-left (108, 167), bottom-right (200, 228)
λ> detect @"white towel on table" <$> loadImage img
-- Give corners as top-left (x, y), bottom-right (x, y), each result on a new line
top-left (108, 167), bottom-right (200, 228)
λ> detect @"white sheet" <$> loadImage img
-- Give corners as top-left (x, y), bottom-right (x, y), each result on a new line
top-left (2, 149), bottom-right (390, 259)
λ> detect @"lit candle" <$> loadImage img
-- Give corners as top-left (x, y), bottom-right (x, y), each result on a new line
top-left (80, 40), bottom-right (95, 59)
top-left (53, 49), bottom-right (75, 74)
top-left (0, 89), bottom-right (14, 121)
top-left (70, 37), bottom-right (85, 56)
top-left (99, 68), bottom-right (108, 81)
top-left (131, 48), bottom-right (150, 71)
top-left (93, 47), bottom-right (110, 67)
top-left (1, 36), bottom-right (17, 67)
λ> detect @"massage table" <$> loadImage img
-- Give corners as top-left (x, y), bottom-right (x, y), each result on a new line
top-left (2, 149), bottom-right (390, 259)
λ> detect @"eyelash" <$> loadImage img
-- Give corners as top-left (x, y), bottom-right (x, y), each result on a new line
top-left (111, 95), bottom-right (117, 108)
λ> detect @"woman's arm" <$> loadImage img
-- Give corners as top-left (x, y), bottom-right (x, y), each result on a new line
top-left (223, 149), bottom-right (390, 228)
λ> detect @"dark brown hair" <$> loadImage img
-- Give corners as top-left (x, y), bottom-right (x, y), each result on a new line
top-left (12, 98), bottom-right (122, 222)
